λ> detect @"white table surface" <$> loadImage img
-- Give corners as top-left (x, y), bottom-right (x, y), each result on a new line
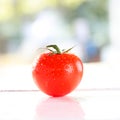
top-left (0, 62), bottom-right (120, 120)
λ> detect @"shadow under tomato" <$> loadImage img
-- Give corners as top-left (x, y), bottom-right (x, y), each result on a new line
top-left (35, 96), bottom-right (84, 120)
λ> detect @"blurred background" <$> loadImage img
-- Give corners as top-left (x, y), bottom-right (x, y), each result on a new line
top-left (0, 0), bottom-right (120, 65)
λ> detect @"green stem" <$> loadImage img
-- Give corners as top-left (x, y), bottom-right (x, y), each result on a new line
top-left (46, 45), bottom-right (61, 54)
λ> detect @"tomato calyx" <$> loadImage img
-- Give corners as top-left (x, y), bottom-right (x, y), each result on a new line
top-left (46, 44), bottom-right (74, 54)
top-left (47, 45), bottom-right (61, 54)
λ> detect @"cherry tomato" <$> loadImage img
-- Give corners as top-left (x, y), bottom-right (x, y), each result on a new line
top-left (32, 45), bottom-right (83, 97)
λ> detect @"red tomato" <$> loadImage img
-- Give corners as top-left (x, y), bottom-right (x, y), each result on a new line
top-left (32, 45), bottom-right (83, 97)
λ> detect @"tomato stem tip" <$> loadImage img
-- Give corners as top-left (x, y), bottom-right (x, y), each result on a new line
top-left (46, 44), bottom-right (61, 54)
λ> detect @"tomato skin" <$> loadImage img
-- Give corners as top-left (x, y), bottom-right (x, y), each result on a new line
top-left (32, 53), bottom-right (83, 97)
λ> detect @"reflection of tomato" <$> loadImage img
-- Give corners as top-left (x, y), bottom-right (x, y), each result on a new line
top-left (32, 45), bottom-right (83, 97)
top-left (35, 97), bottom-right (84, 120)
